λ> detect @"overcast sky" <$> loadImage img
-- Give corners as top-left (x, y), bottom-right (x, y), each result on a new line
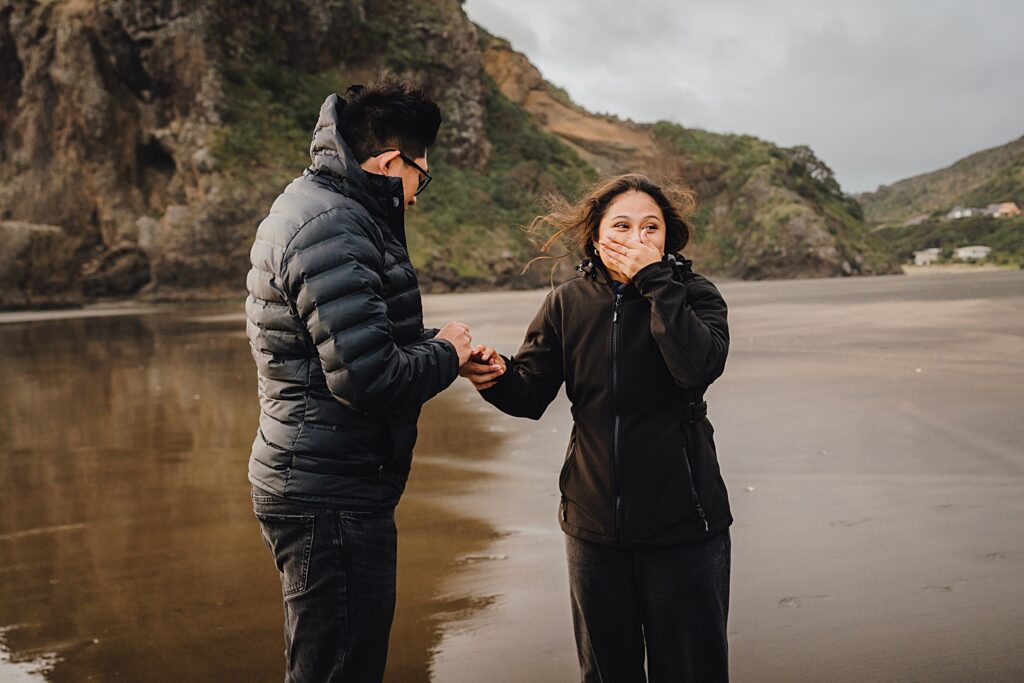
top-left (464, 0), bottom-right (1024, 194)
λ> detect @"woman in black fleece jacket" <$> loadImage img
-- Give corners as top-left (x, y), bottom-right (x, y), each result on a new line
top-left (462, 174), bottom-right (733, 682)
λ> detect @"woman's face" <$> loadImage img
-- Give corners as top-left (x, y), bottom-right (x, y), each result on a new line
top-left (594, 190), bottom-right (667, 281)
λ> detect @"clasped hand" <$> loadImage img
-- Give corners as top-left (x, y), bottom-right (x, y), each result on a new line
top-left (459, 345), bottom-right (506, 391)
top-left (437, 322), bottom-right (505, 391)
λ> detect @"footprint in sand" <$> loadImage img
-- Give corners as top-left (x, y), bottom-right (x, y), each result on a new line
top-left (982, 551), bottom-right (1023, 562)
top-left (778, 595), bottom-right (830, 608)
top-left (922, 584), bottom-right (954, 593)
top-left (828, 517), bottom-right (873, 527)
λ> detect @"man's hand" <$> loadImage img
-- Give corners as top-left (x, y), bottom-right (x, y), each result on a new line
top-left (599, 233), bottom-right (662, 281)
top-left (459, 345), bottom-right (506, 391)
top-left (436, 322), bottom-right (474, 366)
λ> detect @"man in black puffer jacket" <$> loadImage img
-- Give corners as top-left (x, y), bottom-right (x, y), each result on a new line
top-left (245, 77), bottom-right (475, 682)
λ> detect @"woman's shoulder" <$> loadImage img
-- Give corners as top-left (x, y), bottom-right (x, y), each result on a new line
top-left (533, 271), bottom-right (603, 324)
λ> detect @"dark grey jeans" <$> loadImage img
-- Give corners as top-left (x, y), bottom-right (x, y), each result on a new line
top-left (252, 486), bottom-right (397, 683)
top-left (565, 530), bottom-right (731, 683)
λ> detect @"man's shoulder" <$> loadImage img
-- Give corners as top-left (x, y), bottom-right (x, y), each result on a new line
top-left (258, 177), bottom-right (382, 255)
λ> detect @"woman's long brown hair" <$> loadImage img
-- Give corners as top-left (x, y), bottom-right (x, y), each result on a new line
top-left (525, 174), bottom-right (698, 276)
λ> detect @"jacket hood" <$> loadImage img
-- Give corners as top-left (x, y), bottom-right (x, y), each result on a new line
top-left (308, 93), bottom-right (368, 189)
top-left (306, 93), bottom-right (406, 222)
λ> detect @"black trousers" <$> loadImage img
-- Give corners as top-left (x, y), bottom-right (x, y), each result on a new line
top-left (565, 530), bottom-right (731, 683)
top-left (252, 486), bottom-right (397, 683)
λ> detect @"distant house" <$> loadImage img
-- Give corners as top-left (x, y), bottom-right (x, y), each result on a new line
top-left (946, 206), bottom-right (985, 220)
top-left (954, 245), bottom-right (992, 261)
top-left (984, 202), bottom-right (1022, 218)
top-left (913, 247), bottom-right (942, 266)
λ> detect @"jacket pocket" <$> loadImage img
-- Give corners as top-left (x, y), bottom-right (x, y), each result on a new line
top-left (254, 512), bottom-right (316, 597)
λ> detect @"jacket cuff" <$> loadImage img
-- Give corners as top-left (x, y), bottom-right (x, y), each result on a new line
top-left (423, 327), bottom-right (440, 340)
top-left (431, 338), bottom-right (461, 386)
top-left (478, 354), bottom-right (514, 395)
top-left (632, 258), bottom-right (675, 295)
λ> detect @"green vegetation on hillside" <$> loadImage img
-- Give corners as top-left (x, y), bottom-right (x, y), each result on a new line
top-left (405, 78), bottom-right (595, 281)
top-left (650, 122), bottom-right (897, 277)
top-left (858, 136), bottom-right (1024, 224)
top-left (876, 215), bottom-right (1024, 266)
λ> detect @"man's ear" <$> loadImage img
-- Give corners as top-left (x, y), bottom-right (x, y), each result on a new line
top-left (372, 150), bottom-right (401, 175)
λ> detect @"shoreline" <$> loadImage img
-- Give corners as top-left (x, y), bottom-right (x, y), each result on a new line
top-left (4, 264), bottom-right (1021, 322)
top-left (901, 263), bottom-right (1020, 275)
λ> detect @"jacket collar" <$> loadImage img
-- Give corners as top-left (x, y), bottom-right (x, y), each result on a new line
top-left (574, 252), bottom-right (693, 287)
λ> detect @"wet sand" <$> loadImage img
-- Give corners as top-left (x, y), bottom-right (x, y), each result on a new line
top-left (0, 309), bottom-right (500, 681)
top-left (1, 269), bottom-right (1023, 681)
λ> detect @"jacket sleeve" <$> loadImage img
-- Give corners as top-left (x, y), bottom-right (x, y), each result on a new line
top-left (631, 260), bottom-right (729, 388)
top-left (281, 208), bottom-right (459, 415)
top-left (480, 291), bottom-right (564, 420)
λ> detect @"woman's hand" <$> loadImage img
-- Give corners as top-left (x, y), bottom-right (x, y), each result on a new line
top-left (598, 234), bottom-right (662, 281)
top-left (459, 345), bottom-right (506, 391)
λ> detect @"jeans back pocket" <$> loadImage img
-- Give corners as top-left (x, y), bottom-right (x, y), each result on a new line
top-left (255, 512), bottom-right (316, 597)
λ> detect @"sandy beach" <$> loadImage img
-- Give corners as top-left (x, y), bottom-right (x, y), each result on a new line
top-left (1, 269), bottom-right (1022, 681)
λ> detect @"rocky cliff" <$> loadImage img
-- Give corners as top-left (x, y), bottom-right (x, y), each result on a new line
top-left (0, 0), bottom-right (899, 309)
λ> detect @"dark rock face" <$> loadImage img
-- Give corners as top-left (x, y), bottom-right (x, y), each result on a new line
top-left (0, 0), bottom-right (500, 309)
top-left (0, 222), bottom-right (80, 307)
top-left (82, 246), bottom-right (152, 297)
top-left (0, 0), bottom-right (220, 307)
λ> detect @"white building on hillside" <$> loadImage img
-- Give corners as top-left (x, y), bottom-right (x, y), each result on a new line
top-left (954, 245), bottom-right (992, 261)
top-left (913, 247), bottom-right (942, 266)
top-left (946, 206), bottom-right (984, 219)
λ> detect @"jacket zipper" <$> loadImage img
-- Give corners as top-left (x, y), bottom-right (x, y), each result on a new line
top-left (611, 292), bottom-right (624, 542)
top-left (682, 446), bottom-right (710, 532)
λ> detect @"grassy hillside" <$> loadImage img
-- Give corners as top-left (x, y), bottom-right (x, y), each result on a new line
top-left (875, 215), bottom-right (1024, 266)
top-left (404, 79), bottom-right (595, 284)
top-left (651, 124), bottom-right (898, 278)
top-left (858, 136), bottom-right (1024, 225)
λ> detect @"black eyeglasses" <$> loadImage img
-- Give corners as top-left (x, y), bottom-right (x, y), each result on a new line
top-left (369, 149), bottom-right (433, 196)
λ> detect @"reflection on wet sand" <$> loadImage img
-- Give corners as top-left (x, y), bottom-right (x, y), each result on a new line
top-left (0, 307), bottom-right (502, 682)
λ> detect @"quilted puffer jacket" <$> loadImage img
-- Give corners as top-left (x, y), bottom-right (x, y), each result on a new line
top-left (245, 94), bottom-right (458, 509)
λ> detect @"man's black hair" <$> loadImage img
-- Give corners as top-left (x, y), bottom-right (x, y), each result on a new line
top-left (337, 75), bottom-right (442, 163)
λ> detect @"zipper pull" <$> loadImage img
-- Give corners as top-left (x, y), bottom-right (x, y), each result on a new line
top-left (697, 503), bottom-right (709, 532)
top-left (613, 294), bottom-right (622, 322)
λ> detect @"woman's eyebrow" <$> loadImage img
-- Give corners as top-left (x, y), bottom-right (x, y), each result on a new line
top-left (610, 214), bottom-right (662, 221)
